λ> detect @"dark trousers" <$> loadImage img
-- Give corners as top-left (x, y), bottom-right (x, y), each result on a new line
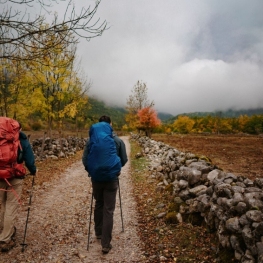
top-left (92, 180), bottom-right (118, 248)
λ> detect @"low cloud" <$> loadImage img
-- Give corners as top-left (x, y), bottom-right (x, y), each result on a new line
top-left (74, 0), bottom-right (263, 115)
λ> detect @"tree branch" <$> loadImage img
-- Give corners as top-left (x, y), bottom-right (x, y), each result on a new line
top-left (0, 0), bottom-right (107, 60)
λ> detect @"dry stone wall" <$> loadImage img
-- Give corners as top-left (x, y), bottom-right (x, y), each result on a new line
top-left (31, 137), bottom-right (86, 161)
top-left (131, 134), bottom-right (263, 263)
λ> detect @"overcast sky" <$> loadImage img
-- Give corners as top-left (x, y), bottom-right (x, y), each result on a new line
top-left (21, 0), bottom-right (263, 115)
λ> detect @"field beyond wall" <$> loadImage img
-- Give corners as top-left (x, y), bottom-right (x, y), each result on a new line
top-left (152, 133), bottom-right (263, 180)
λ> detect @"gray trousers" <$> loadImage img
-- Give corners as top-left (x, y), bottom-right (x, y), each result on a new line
top-left (92, 180), bottom-right (118, 248)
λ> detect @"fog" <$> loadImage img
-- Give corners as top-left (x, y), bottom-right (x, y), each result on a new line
top-left (10, 0), bottom-right (263, 115)
top-left (75, 0), bottom-right (263, 115)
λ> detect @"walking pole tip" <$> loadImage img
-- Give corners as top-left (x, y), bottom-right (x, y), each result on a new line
top-left (21, 243), bottom-right (27, 252)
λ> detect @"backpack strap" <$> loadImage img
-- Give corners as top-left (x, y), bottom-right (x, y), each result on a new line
top-left (0, 178), bottom-right (23, 206)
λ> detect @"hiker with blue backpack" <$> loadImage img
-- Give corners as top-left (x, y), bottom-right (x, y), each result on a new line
top-left (0, 118), bottom-right (37, 253)
top-left (82, 115), bottom-right (128, 254)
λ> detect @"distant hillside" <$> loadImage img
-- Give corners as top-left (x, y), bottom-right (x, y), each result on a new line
top-left (220, 108), bottom-right (263, 117)
top-left (87, 97), bottom-right (174, 127)
top-left (157, 112), bottom-right (174, 121)
top-left (165, 108), bottom-right (263, 123)
top-left (86, 97), bottom-right (127, 129)
top-left (86, 97), bottom-right (263, 127)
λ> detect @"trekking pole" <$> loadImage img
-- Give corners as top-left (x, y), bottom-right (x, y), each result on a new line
top-left (118, 178), bottom-right (124, 232)
top-left (87, 191), bottom-right (94, 251)
top-left (21, 175), bottom-right (35, 252)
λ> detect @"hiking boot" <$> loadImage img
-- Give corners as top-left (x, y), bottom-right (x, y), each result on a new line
top-left (102, 244), bottom-right (112, 254)
top-left (0, 239), bottom-right (16, 253)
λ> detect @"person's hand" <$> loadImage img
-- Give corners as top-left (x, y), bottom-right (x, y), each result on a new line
top-left (31, 169), bottom-right (38, 176)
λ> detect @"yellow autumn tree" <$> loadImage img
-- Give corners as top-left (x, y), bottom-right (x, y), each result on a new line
top-left (58, 71), bottom-right (90, 131)
top-left (0, 53), bottom-right (35, 123)
top-left (25, 25), bottom-right (88, 135)
top-left (238, 115), bottom-right (249, 132)
top-left (0, 58), bottom-right (13, 117)
top-left (173, 116), bottom-right (195, 134)
top-left (218, 118), bottom-right (233, 133)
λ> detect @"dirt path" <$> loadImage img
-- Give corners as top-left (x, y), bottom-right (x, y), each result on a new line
top-left (1, 137), bottom-right (144, 263)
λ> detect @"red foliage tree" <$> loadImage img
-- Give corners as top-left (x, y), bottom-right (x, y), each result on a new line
top-left (137, 107), bottom-right (161, 137)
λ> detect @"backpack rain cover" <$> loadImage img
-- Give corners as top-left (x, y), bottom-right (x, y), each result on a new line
top-left (0, 117), bottom-right (26, 179)
top-left (87, 122), bottom-right (121, 182)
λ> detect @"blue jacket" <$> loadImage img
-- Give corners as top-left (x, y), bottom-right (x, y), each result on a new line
top-left (82, 122), bottom-right (128, 182)
top-left (19, 131), bottom-right (37, 175)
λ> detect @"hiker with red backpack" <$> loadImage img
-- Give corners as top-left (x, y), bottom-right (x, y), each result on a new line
top-left (82, 115), bottom-right (127, 254)
top-left (0, 117), bottom-right (37, 253)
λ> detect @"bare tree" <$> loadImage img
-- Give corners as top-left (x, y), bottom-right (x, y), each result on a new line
top-left (126, 80), bottom-right (154, 113)
top-left (125, 80), bottom-right (154, 130)
top-left (0, 0), bottom-right (107, 60)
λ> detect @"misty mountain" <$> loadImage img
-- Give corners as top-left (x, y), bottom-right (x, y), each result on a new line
top-left (157, 112), bottom-right (174, 121)
top-left (87, 97), bottom-right (174, 126)
top-left (165, 108), bottom-right (263, 123)
top-left (88, 97), bottom-right (263, 127)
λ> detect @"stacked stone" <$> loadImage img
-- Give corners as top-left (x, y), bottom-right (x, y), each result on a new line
top-left (131, 134), bottom-right (263, 263)
top-left (31, 137), bottom-right (87, 160)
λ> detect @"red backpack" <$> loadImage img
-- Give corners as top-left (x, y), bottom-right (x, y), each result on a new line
top-left (0, 117), bottom-right (26, 179)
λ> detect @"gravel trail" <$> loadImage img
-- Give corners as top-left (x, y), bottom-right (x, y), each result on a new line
top-left (1, 136), bottom-right (144, 263)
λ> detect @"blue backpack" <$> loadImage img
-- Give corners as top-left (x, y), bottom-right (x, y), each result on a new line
top-left (87, 122), bottom-right (121, 182)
